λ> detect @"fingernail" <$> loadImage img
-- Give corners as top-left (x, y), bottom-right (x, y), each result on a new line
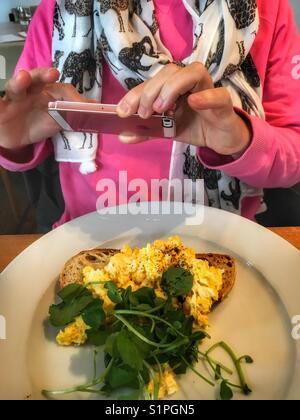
top-left (47, 68), bottom-right (56, 75)
top-left (15, 69), bottom-right (24, 78)
top-left (153, 97), bottom-right (165, 112)
top-left (138, 105), bottom-right (148, 119)
top-left (119, 133), bottom-right (150, 143)
top-left (117, 101), bottom-right (130, 116)
top-left (15, 72), bottom-right (24, 81)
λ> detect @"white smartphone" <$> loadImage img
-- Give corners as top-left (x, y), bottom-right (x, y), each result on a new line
top-left (48, 101), bottom-right (176, 138)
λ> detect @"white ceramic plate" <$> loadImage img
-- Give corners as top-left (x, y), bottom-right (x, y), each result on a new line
top-left (0, 203), bottom-right (300, 400)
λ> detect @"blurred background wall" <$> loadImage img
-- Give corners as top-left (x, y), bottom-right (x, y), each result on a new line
top-left (0, 0), bottom-right (40, 24)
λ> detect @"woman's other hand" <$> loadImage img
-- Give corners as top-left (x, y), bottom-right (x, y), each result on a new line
top-left (0, 68), bottom-right (85, 151)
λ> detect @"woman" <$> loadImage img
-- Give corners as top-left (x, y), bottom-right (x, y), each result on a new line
top-left (0, 0), bottom-right (299, 226)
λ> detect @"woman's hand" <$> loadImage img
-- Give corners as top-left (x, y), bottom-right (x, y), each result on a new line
top-left (116, 62), bottom-right (251, 156)
top-left (0, 68), bottom-right (86, 151)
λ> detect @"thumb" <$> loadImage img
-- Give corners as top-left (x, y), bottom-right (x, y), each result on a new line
top-left (187, 87), bottom-right (233, 118)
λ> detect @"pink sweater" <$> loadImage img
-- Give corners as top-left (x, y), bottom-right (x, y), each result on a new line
top-left (1, 0), bottom-right (300, 226)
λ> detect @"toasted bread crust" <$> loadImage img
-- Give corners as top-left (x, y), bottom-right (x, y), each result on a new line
top-left (59, 248), bottom-right (235, 302)
top-left (59, 249), bottom-right (118, 289)
top-left (196, 253), bottom-right (235, 301)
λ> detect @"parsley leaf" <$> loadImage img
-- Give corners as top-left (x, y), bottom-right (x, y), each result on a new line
top-left (105, 282), bottom-right (122, 304)
top-left (128, 292), bottom-right (139, 308)
top-left (105, 332), bottom-right (120, 359)
top-left (133, 287), bottom-right (156, 305)
top-left (82, 299), bottom-right (105, 329)
top-left (116, 330), bottom-right (144, 371)
top-left (106, 365), bottom-right (139, 390)
top-left (161, 267), bottom-right (193, 297)
top-left (58, 284), bottom-right (89, 303)
top-left (220, 380), bottom-right (233, 400)
top-left (129, 326), bottom-right (152, 359)
top-left (181, 316), bottom-right (194, 336)
top-left (86, 328), bottom-right (109, 346)
top-left (165, 310), bottom-right (185, 332)
top-left (49, 293), bottom-right (94, 327)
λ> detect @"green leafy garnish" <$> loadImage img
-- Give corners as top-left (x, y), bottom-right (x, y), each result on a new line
top-left (86, 328), bottom-right (109, 346)
top-left (106, 365), bottom-right (139, 390)
top-left (133, 287), bottom-right (156, 305)
top-left (45, 267), bottom-right (253, 401)
top-left (82, 299), bottom-right (105, 329)
top-left (118, 390), bottom-right (141, 400)
top-left (220, 380), bottom-right (234, 400)
top-left (58, 284), bottom-right (87, 302)
top-left (161, 267), bottom-right (193, 297)
top-left (49, 285), bottom-right (94, 327)
top-left (105, 332), bottom-right (120, 359)
top-left (104, 281), bottom-right (122, 304)
top-left (239, 355), bottom-right (254, 364)
top-left (116, 330), bottom-right (144, 371)
top-left (215, 364), bottom-right (221, 380)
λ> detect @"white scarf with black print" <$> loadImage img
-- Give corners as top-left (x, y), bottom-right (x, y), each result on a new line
top-left (52, 0), bottom-right (265, 214)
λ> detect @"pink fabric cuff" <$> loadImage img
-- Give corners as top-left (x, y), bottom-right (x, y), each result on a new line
top-left (0, 140), bottom-right (52, 172)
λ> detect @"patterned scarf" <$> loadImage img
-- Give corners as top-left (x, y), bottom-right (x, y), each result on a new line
top-left (52, 0), bottom-right (265, 214)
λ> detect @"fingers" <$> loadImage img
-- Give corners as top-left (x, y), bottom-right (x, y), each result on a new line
top-left (45, 82), bottom-right (86, 102)
top-left (29, 67), bottom-right (60, 84)
top-left (116, 64), bottom-right (178, 118)
top-left (4, 68), bottom-right (60, 102)
top-left (116, 81), bottom-right (146, 117)
top-left (28, 67), bottom-right (60, 94)
top-left (117, 64), bottom-right (180, 119)
top-left (116, 62), bottom-right (213, 119)
top-left (4, 70), bottom-right (32, 102)
top-left (152, 62), bottom-right (213, 113)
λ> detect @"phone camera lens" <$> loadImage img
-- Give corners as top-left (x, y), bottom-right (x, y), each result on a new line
top-left (162, 118), bottom-right (174, 128)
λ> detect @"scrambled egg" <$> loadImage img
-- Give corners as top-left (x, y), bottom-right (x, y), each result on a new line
top-left (147, 364), bottom-right (179, 400)
top-left (56, 316), bottom-right (89, 346)
top-left (56, 236), bottom-right (223, 345)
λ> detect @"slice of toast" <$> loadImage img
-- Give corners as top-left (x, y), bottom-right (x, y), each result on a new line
top-left (59, 248), bottom-right (235, 302)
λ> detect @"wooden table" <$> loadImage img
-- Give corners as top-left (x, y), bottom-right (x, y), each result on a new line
top-left (0, 228), bottom-right (299, 273)
top-left (0, 234), bottom-right (42, 273)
